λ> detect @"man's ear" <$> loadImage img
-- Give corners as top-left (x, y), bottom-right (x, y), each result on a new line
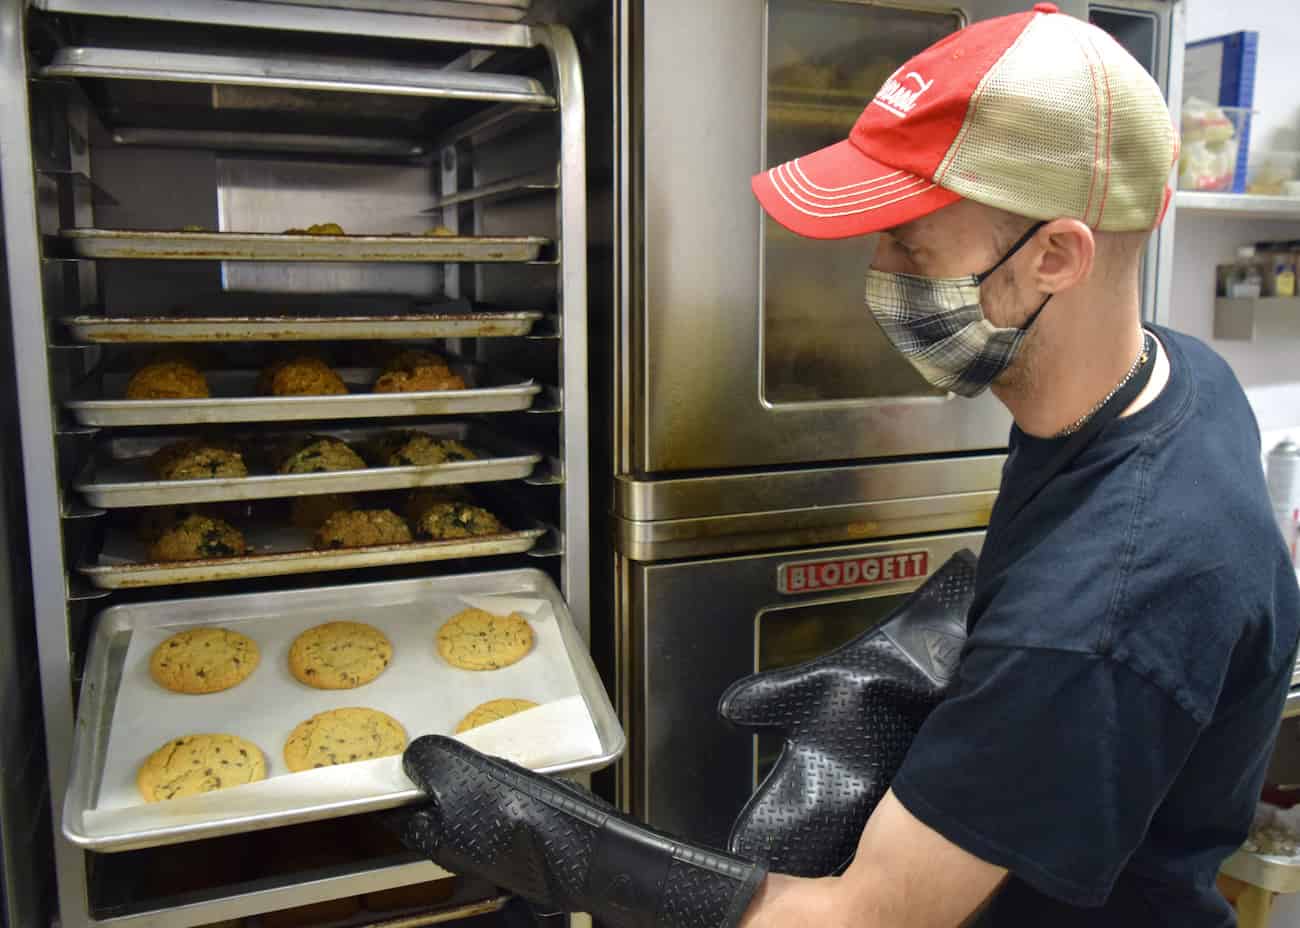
top-left (1033, 219), bottom-right (1095, 293)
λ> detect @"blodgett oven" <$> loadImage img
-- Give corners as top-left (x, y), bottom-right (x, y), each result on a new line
top-left (608, 0), bottom-right (1179, 834)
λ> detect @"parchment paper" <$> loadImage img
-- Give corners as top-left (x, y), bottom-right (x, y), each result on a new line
top-left (81, 591), bottom-right (602, 838)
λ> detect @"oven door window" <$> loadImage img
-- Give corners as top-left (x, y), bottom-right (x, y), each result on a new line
top-left (763, 0), bottom-right (962, 404)
top-left (754, 592), bottom-right (914, 783)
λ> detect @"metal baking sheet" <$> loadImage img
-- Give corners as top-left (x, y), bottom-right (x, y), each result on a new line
top-left (62, 229), bottom-right (548, 263)
top-left (63, 568), bottom-right (624, 851)
top-left (79, 523), bottom-right (547, 589)
top-left (66, 364), bottom-right (541, 427)
top-left (260, 0), bottom-right (530, 18)
top-left (62, 311), bottom-right (542, 342)
top-left (75, 424), bottom-right (542, 508)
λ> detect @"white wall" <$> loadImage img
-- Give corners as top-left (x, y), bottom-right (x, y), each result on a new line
top-left (1172, 0), bottom-right (1300, 438)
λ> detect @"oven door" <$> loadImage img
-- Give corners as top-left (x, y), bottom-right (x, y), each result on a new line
top-left (625, 0), bottom-right (1135, 473)
top-left (627, 530), bottom-right (985, 846)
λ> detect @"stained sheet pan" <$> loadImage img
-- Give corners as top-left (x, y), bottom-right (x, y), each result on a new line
top-left (62, 568), bottom-right (624, 851)
top-left (75, 423), bottom-right (542, 508)
top-left (62, 310), bottom-right (542, 342)
top-left (61, 229), bottom-right (548, 263)
top-left (79, 523), bottom-right (547, 589)
top-left (66, 364), bottom-right (541, 426)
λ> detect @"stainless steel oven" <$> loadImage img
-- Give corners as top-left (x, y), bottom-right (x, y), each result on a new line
top-left (624, 531), bottom-right (985, 845)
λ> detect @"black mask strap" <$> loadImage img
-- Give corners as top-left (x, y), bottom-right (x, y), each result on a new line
top-left (975, 220), bottom-right (1048, 284)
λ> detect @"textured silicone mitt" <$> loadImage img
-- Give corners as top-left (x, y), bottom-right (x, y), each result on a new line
top-left (720, 549), bottom-right (978, 878)
top-left (395, 735), bottom-right (766, 928)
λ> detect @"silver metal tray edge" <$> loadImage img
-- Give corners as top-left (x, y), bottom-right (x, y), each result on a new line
top-left (75, 423), bottom-right (543, 508)
top-left (66, 365), bottom-right (542, 427)
top-left (78, 526), bottom-right (548, 589)
top-left (63, 567), bottom-right (624, 852)
top-left (61, 229), bottom-right (548, 263)
top-left (62, 311), bottom-right (543, 342)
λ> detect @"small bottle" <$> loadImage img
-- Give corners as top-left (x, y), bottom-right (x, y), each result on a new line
top-left (1275, 254), bottom-right (1297, 297)
top-left (1229, 245), bottom-right (1263, 298)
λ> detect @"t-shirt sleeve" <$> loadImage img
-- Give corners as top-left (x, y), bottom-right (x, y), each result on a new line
top-left (890, 645), bottom-right (1203, 907)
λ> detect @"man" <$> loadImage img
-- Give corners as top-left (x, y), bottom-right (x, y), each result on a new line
top-left (396, 5), bottom-right (1300, 926)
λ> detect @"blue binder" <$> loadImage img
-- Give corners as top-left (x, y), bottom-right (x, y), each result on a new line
top-left (1184, 30), bottom-right (1259, 193)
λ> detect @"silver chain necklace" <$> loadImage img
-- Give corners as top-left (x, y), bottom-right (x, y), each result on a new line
top-left (1053, 332), bottom-right (1154, 438)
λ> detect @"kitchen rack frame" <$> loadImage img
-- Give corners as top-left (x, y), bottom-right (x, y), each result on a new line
top-left (0, 1), bottom-right (590, 925)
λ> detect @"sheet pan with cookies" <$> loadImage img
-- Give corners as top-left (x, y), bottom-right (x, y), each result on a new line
top-left (63, 567), bottom-right (623, 852)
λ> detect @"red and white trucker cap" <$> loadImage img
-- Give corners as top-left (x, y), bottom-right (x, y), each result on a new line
top-left (753, 2), bottom-right (1177, 239)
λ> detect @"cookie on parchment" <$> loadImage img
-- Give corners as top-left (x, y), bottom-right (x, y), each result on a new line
top-left (436, 608), bottom-right (534, 671)
top-left (137, 733), bottom-right (266, 802)
top-left (150, 627), bottom-right (260, 694)
top-left (454, 698), bottom-right (539, 733)
top-left (283, 707), bottom-right (407, 772)
top-left (288, 621), bottom-right (392, 690)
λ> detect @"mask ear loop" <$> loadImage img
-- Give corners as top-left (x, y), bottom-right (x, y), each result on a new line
top-left (975, 219), bottom-right (1052, 331)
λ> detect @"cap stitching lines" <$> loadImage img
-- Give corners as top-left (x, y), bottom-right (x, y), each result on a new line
top-left (766, 160), bottom-right (938, 218)
top-left (1085, 28), bottom-right (1116, 226)
top-left (1066, 19), bottom-right (1105, 226)
top-left (936, 14), bottom-right (1039, 186)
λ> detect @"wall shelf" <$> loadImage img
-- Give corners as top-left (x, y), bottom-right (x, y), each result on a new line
top-left (1177, 191), bottom-right (1300, 220)
top-left (1214, 296), bottom-right (1300, 341)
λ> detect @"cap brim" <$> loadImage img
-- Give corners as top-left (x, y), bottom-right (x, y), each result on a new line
top-left (752, 138), bottom-right (960, 240)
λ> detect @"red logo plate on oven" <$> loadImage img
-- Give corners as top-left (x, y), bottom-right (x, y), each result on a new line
top-left (777, 550), bottom-right (929, 594)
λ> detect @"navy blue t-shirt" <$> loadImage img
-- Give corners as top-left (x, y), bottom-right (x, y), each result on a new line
top-left (892, 326), bottom-right (1300, 926)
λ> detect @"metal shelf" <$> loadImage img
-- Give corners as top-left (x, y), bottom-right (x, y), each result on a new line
top-left (426, 169), bottom-right (559, 210)
top-left (1213, 297), bottom-right (1300, 341)
top-left (90, 861), bottom-right (455, 928)
top-left (1176, 191), bottom-right (1300, 221)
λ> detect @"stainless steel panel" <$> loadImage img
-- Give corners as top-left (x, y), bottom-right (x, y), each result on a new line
top-left (629, 531), bottom-right (985, 844)
top-left (616, 454), bottom-right (1005, 521)
top-left (261, 0), bottom-right (530, 19)
top-left (617, 491), bottom-right (995, 561)
top-left (67, 365), bottom-right (542, 427)
top-left (64, 568), bottom-right (623, 850)
top-left (615, 455), bottom-right (1001, 560)
top-left (62, 229), bottom-right (548, 263)
top-left (80, 525), bottom-right (548, 589)
top-left (75, 423), bottom-right (542, 508)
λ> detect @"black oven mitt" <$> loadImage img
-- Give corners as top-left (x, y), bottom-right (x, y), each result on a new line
top-left (719, 549), bottom-right (978, 878)
top-left (393, 735), bottom-right (765, 928)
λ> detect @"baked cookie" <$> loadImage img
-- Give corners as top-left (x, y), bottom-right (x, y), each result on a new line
top-left (414, 502), bottom-right (505, 541)
top-left (386, 435), bottom-right (475, 468)
top-left (137, 733), bottom-right (266, 802)
top-left (436, 608), bottom-right (533, 671)
top-left (277, 437), bottom-right (366, 475)
top-left (454, 698), bottom-right (540, 733)
top-left (259, 357), bottom-right (347, 397)
top-left (312, 509), bottom-right (412, 550)
top-left (382, 350), bottom-right (451, 375)
top-left (289, 493), bottom-right (357, 531)
top-left (150, 438), bottom-right (247, 481)
top-left (149, 514), bottom-right (247, 562)
top-left (371, 366), bottom-right (465, 393)
top-left (403, 486), bottom-right (474, 524)
top-left (125, 361), bottom-right (210, 400)
top-left (283, 707), bottom-right (407, 772)
top-left (150, 627), bottom-right (260, 694)
top-left (288, 621), bottom-right (392, 690)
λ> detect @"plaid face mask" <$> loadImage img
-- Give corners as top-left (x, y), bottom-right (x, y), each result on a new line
top-left (866, 222), bottom-right (1049, 398)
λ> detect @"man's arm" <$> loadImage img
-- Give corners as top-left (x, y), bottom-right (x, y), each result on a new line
top-left (741, 790), bottom-right (1007, 928)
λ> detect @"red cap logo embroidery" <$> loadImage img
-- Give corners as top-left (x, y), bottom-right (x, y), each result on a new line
top-left (872, 69), bottom-right (934, 118)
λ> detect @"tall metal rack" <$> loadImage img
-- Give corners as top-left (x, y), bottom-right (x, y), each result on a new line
top-left (0, 1), bottom-right (590, 925)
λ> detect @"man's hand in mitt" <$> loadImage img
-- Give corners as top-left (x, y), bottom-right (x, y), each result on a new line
top-left (393, 735), bottom-right (766, 928)
top-left (720, 549), bottom-right (977, 878)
